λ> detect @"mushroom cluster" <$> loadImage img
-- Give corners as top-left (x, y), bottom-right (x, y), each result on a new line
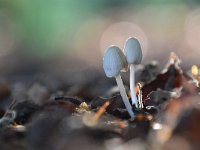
top-left (103, 37), bottom-right (143, 118)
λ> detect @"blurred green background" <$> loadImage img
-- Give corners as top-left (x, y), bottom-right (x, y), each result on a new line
top-left (0, 0), bottom-right (200, 73)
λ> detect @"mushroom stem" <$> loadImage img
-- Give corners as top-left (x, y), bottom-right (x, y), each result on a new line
top-left (115, 74), bottom-right (134, 118)
top-left (130, 64), bottom-right (138, 108)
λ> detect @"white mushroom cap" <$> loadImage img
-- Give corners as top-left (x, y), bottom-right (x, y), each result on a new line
top-left (124, 37), bottom-right (143, 65)
top-left (103, 46), bottom-right (128, 78)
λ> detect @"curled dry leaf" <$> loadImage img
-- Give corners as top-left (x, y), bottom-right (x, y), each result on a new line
top-left (12, 101), bottom-right (40, 125)
top-left (142, 64), bottom-right (183, 102)
top-left (54, 96), bottom-right (83, 105)
top-left (142, 53), bottom-right (183, 104)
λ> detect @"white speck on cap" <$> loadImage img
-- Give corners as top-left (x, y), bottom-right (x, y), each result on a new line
top-left (124, 37), bottom-right (143, 64)
top-left (103, 46), bottom-right (128, 77)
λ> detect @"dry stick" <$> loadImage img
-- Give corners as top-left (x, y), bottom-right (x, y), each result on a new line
top-left (137, 82), bottom-right (143, 109)
top-left (94, 101), bottom-right (110, 120)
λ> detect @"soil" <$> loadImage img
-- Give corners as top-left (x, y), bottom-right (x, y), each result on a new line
top-left (0, 53), bottom-right (199, 150)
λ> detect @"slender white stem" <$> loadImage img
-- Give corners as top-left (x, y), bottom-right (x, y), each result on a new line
top-left (130, 64), bottom-right (138, 108)
top-left (115, 74), bottom-right (134, 118)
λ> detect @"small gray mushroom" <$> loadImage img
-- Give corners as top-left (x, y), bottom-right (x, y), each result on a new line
top-left (124, 37), bottom-right (143, 108)
top-left (103, 45), bottom-right (134, 118)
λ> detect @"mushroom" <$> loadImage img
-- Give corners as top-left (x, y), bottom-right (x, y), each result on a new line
top-left (103, 45), bottom-right (134, 118)
top-left (124, 37), bottom-right (143, 108)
